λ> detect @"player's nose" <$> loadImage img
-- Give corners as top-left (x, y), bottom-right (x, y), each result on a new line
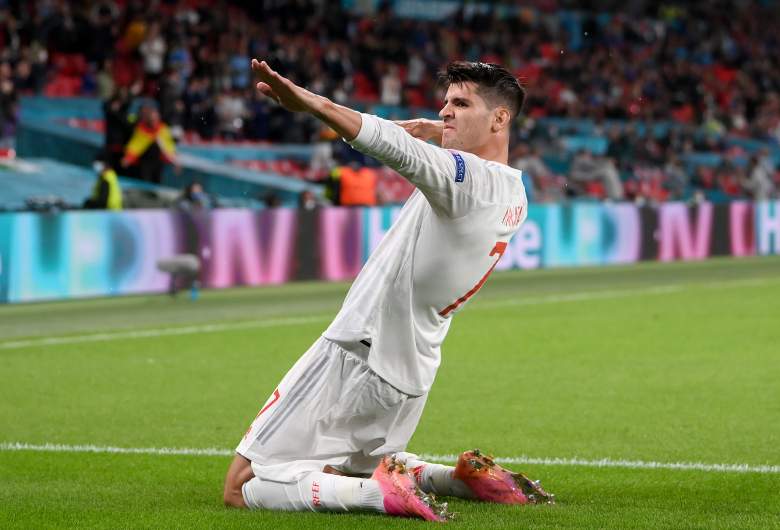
top-left (438, 104), bottom-right (453, 120)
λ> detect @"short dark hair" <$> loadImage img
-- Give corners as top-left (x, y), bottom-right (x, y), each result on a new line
top-left (438, 62), bottom-right (526, 119)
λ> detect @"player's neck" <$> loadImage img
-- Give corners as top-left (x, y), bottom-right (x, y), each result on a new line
top-left (469, 141), bottom-right (509, 166)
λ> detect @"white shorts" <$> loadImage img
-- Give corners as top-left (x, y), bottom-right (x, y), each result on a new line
top-left (236, 337), bottom-right (428, 482)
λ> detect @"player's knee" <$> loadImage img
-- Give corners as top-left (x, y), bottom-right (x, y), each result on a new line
top-left (223, 454), bottom-right (253, 508)
top-left (223, 472), bottom-right (248, 508)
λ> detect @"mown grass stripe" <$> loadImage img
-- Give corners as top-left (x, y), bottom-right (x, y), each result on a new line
top-left (4, 277), bottom-right (777, 351)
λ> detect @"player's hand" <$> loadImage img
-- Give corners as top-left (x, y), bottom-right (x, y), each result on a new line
top-left (251, 59), bottom-right (318, 113)
top-left (394, 119), bottom-right (445, 146)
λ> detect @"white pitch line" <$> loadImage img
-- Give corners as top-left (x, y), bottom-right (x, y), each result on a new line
top-left (1, 442), bottom-right (778, 475)
top-left (417, 453), bottom-right (780, 474)
top-left (0, 442), bottom-right (232, 457)
top-left (0, 315), bottom-right (330, 351)
top-left (1, 276), bottom-right (777, 351)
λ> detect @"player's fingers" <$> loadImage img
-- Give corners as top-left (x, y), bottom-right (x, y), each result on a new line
top-left (256, 81), bottom-right (276, 96)
top-left (266, 72), bottom-right (294, 100)
top-left (251, 60), bottom-right (303, 101)
top-left (251, 59), bottom-right (273, 75)
top-left (251, 60), bottom-right (277, 86)
top-left (256, 82), bottom-right (281, 103)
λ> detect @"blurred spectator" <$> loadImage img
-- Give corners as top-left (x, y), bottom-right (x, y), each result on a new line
top-left (44, 2), bottom-right (91, 55)
top-left (158, 68), bottom-right (185, 139)
top-left (0, 0), bottom-right (776, 142)
top-left (380, 64), bottom-right (402, 106)
top-left (757, 148), bottom-right (776, 177)
top-left (121, 104), bottom-right (178, 184)
top-left (309, 124), bottom-right (339, 179)
top-left (0, 61), bottom-right (16, 138)
top-left (715, 160), bottom-right (743, 198)
top-left (298, 189), bottom-right (319, 211)
top-left (663, 154), bottom-right (689, 200)
top-left (745, 155), bottom-right (777, 200)
top-left (569, 149), bottom-right (624, 201)
top-left (102, 87), bottom-right (133, 170)
top-left (263, 192), bottom-right (282, 208)
top-left (215, 90), bottom-right (248, 139)
top-left (95, 59), bottom-right (116, 100)
top-left (175, 181), bottom-right (210, 211)
top-left (333, 163), bottom-right (377, 206)
top-left (183, 76), bottom-right (216, 139)
top-left (88, 2), bottom-right (119, 64)
top-left (83, 158), bottom-right (122, 210)
top-left (227, 36), bottom-right (250, 90)
top-left (139, 21), bottom-right (166, 92)
top-left (1, 0), bottom-right (780, 204)
top-left (600, 157), bottom-right (624, 201)
top-left (510, 144), bottom-right (550, 198)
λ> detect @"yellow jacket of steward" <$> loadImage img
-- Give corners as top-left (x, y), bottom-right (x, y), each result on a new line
top-left (91, 169), bottom-right (123, 210)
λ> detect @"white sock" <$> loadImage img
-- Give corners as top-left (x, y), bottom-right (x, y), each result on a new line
top-left (396, 452), bottom-right (474, 499)
top-left (242, 471), bottom-right (385, 513)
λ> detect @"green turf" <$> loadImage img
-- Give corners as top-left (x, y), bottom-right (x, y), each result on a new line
top-left (2, 257), bottom-right (780, 529)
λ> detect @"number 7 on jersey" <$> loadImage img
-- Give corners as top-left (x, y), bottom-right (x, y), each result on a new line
top-left (438, 241), bottom-right (507, 317)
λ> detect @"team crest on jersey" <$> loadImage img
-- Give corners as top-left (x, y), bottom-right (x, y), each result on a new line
top-left (450, 151), bottom-right (466, 183)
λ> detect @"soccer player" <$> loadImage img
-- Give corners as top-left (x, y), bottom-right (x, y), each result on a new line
top-left (223, 60), bottom-right (553, 521)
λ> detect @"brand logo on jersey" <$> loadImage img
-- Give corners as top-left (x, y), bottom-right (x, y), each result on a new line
top-left (312, 480), bottom-right (321, 506)
top-left (502, 205), bottom-right (525, 227)
top-left (450, 151), bottom-right (466, 183)
top-left (411, 465), bottom-right (425, 483)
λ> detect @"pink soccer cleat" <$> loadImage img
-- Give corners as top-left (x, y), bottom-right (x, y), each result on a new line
top-left (372, 455), bottom-right (450, 522)
top-left (454, 449), bottom-right (555, 505)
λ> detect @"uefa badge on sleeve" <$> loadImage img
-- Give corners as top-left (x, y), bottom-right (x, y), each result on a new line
top-left (450, 151), bottom-right (466, 183)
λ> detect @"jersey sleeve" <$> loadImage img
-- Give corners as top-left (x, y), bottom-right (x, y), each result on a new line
top-left (347, 113), bottom-right (486, 217)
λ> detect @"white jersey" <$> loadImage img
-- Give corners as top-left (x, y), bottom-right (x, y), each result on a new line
top-left (323, 114), bottom-right (528, 396)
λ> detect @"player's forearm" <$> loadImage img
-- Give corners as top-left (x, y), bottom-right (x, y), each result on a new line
top-left (311, 98), bottom-right (362, 142)
top-left (348, 114), bottom-right (459, 194)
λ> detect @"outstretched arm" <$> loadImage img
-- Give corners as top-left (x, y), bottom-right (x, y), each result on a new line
top-left (253, 59), bottom-right (473, 217)
top-left (252, 59), bottom-right (362, 140)
top-left (253, 60), bottom-right (445, 145)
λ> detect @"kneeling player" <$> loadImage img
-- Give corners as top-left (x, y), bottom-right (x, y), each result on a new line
top-left (224, 59), bottom-right (554, 521)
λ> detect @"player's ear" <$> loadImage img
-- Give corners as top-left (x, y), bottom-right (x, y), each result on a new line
top-left (491, 107), bottom-right (511, 133)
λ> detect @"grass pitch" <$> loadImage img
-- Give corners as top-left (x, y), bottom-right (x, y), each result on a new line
top-left (1, 257), bottom-right (779, 529)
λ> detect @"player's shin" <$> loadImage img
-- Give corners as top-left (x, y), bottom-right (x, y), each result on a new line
top-left (241, 472), bottom-right (385, 513)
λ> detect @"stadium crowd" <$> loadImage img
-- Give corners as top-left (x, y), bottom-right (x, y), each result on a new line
top-left (1, 0), bottom-right (779, 203)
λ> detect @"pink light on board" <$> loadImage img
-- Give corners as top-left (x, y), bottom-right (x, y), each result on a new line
top-left (206, 209), bottom-right (297, 287)
top-left (729, 201), bottom-right (755, 257)
top-left (318, 207), bottom-right (364, 281)
top-left (658, 203), bottom-right (714, 262)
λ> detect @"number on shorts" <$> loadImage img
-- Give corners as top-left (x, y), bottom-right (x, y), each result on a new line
top-left (243, 388), bottom-right (280, 438)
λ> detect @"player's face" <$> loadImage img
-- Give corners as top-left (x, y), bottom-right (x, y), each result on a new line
top-left (438, 82), bottom-right (494, 152)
